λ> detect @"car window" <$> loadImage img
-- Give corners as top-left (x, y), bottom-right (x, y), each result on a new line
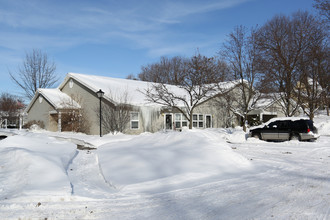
top-left (306, 120), bottom-right (313, 129)
top-left (278, 120), bottom-right (290, 130)
top-left (293, 120), bottom-right (306, 130)
top-left (268, 122), bottom-right (278, 128)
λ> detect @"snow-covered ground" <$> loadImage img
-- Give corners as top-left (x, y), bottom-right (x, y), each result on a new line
top-left (0, 114), bottom-right (329, 219)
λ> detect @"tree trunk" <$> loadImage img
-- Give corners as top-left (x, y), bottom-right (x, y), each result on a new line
top-left (242, 114), bottom-right (247, 132)
top-left (189, 113), bottom-right (193, 129)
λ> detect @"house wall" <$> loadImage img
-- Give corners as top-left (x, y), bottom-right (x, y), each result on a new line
top-left (61, 78), bottom-right (104, 135)
top-left (135, 87), bottom-right (244, 133)
top-left (128, 106), bottom-right (163, 135)
top-left (26, 94), bottom-right (57, 131)
top-left (121, 86), bottom-right (246, 133)
top-left (195, 87), bottom-right (242, 128)
top-left (264, 100), bottom-right (301, 118)
top-left (195, 97), bottom-right (240, 128)
top-left (124, 106), bottom-right (145, 135)
top-left (60, 78), bottom-right (163, 135)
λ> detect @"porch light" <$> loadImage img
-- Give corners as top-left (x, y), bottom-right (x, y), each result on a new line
top-left (96, 89), bottom-right (104, 137)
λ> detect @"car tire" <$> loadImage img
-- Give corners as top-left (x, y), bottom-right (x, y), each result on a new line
top-left (290, 134), bottom-right (300, 141)
top-left (253, 133), bottom-right (261, 140)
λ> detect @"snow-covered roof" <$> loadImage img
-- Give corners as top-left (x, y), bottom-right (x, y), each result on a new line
top-left (302, 78), bottom-right (323, 91)
top-left (25, 89), bottom-right (81, 113)
top-left (59, 72), bottom-right (244, 107)
top-left (60, 73), bottom-right (166, 106)
top-left (297, 78), bottom-right (323, 98)
top-left (254, 97), bottom-right (274, 109)
top-left (253, 93), bottom-right (285, 109)
top-left (39, 89), bottom-right (81, 109)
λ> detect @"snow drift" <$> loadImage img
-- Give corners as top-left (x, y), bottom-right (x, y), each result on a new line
top-left (97, 129), bottom-right (252, 193)
top-left (0, 133), bottom-right (77, 199)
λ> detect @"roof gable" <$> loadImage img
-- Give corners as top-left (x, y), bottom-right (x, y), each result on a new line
top-left (25, 89), bottom-right (81, 113)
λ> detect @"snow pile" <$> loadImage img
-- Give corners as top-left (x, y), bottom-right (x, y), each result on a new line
top-left (214, 127), bottom-right (248, 143)
top-left (0, 129), bottom-right (252, 199)
top-left (0, 133), bottom-right (77, 199)
top-left (97, 129), bottom-right (252, 193)
top-left (29, 124), bottom-right (43, 131)
top-left (313, 114), bottom-right (330, 136)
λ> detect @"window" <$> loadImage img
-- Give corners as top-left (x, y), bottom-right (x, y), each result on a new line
top-left (130, 112), bottom-right (139, 129)
top-left (199, 114), bottom-right (203, 128)
top-left (192, 114), bottom-right (203, 128)
top-left (173, 113), bottom-right (188, 129)
top-left (175, 113), bottom-right (181, 128)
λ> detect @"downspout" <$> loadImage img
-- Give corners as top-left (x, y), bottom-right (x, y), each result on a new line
top-left (19, 115), bottom-right (22, 130)
top-left (58, 111), bottom-right (62, 132)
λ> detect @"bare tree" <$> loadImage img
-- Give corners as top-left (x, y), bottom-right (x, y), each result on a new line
top-left (311, 1), bottom-right (330, 115)
top-left (0, 93), bottom-right (25, 127)
top-left (96, 90), bottom-right (132, 134)
top-left (139, 55), bottom-right (229, 85)
top-left (126, 74), bottom-right (138, 80)
top-left (143, 53), bottom-right (224, 129)
top-left (60, 95), bottom-right (90, 134)
top-left (213, 91), bottom-right (239, 128)
top-left (9, 49), bottom-right (59, 100)
top-left (318, 46), bottom-right (330, 115)
top-left (297, 26), bottom-right (329, 119)
top-left (220, 25), bottom-right (261, 131)
top-left (297, 76), bottom-right (323, 120)
top-left (139, 56), bottom-right (186, 85)
top-left (256, 11), bottom-right (323, 117)
top-left (313, 0), bottom-right (330, 22)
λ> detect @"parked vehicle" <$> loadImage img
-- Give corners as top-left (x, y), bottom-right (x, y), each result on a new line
top-left (248, 118), bottom-right (318, 141)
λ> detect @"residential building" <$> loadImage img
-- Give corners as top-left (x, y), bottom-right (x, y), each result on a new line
top-left (25, 73), bottom-right (248, 135)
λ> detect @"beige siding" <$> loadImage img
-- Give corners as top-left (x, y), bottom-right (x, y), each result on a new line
top-left (264, 101), bottom-right (300, 118)
top-left (61, 78), bottom-right (168, 135)
top-left (61, 78), bottom-right (103, 135)
top-left (195, 101), bottom-right (237, 128)
top-left (124, 106), bottom-right (163, 134)
top-left (26, 95), bottom-right (57, 131)
top-left (194, 87), bottom-right (242, 128)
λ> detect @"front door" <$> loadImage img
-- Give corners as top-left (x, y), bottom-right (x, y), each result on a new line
top-left (205, 115), bottom-right (212, 128)
top-left (165, 114), bottom-right (172, 130)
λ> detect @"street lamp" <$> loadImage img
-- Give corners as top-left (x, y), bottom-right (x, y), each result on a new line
top-left (96, 89), bottom-right (104, 137)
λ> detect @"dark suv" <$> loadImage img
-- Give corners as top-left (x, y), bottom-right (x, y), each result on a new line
top-left (248, 118), bottom-right (318, 141)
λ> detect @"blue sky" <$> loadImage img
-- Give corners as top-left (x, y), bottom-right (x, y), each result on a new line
top-left (0, 0), bottom-right (315, 99)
